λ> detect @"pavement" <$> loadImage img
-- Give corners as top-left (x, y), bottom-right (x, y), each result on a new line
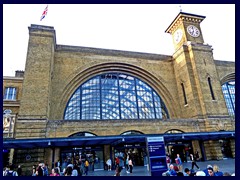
top-left (86, 158), bottom-right (235, 176)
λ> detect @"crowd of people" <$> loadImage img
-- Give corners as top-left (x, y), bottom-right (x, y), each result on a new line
top-left (3, 158), bottom-right (91, 176)
top-left (3, 152), bottom-right (235, 176)
top-left (3, 164), bottom-right (22, 176)
top-left (107, 153), bottom-right (134, 176)
top-left (163, 153), bottom-right (235, 176)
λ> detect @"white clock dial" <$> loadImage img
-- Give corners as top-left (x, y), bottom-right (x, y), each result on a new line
top-left (174, 29), bottom-right (183, 43)
top-left (187, 25), bottom-right (200, 37)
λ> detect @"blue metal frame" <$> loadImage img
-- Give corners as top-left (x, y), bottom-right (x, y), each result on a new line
top-left (222, 81), bottom-right (235, 116)
top-left (3, 131), bottom-right (235, 149)
top-left (64, 73), bottom-right (169, 120)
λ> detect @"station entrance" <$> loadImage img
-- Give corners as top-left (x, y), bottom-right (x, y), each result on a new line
top-left (166, 141), bottom-right (193, 163)
top-left (60, 146), bottom-right (104, 171)
top-left (114, 143), bottom-right (148, 166)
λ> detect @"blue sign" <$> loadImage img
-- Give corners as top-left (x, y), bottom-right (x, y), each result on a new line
top-left (146, 136), bottom-right (168, 176)
top-left (3, 149), bottom-right (9, 153)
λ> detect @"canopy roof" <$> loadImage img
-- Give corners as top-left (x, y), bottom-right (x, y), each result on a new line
top-left (3, 131), bottom-right (235, 149)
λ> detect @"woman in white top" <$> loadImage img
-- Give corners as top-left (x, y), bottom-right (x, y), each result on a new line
top-left (128, 158), bottom-right (133, 173)
top-left (106, 158), bottom-right (112, 171)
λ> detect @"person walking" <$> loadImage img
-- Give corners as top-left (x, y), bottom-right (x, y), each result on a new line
top-left (166, 154), bottom-right (171, 169)
top-left (175, 154), bottom-right (182, 172)
top-left (125, 155), bottom-right (129, 173)
top-left (195, 150), bottom-right (200, 161)
top-left (128, 158), bottom-right (133, 174)
top-left (84, 160), bottom-right (89, 175)
top-left (114, 166), bottom-right (122, 176)
top-left (190, 153), bottom-right (200, 170)
top-left (115, 157), bottom-right (120, 168)
top-left (36, 163), bottom-right (43, 176)
top-left (106, 158), bottom-right (112, 171)
top-left (17, 165), bottom-right (22, 176)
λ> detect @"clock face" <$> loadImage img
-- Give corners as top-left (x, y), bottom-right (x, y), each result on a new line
top-left (174, 29), bottom-right (183, 43)
top-left (187, 25), bottom-right (200, 37)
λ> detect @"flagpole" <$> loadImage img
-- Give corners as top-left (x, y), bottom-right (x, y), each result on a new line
top-left (40, 4), bottom-right (48, 22)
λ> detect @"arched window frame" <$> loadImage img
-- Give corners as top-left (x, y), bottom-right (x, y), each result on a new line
top-left (64, 73), bottom-right (169, 120)
top-left (221, 80), bottom-right (235, 116)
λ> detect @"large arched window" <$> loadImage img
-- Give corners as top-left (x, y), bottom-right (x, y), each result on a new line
top-left (64, 73), bottom-right (169, 120)
top-left (222, 81), bottom-right (235, 116)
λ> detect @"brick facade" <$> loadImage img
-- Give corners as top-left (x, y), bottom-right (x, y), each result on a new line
top-left (3, 12), bottom-right (235, 174)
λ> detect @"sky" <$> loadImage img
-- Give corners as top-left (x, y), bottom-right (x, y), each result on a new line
top-left (3, 4), bottom-right (235, 76)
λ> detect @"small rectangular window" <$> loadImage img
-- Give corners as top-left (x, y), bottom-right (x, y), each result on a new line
top-left (4, 87), bottom-right (17, 100)
top-left (208, 77), bottom-right (215, 100)
top-left (181, 83), bottom-right (188, 105)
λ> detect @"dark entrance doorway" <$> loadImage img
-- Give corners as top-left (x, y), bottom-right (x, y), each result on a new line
top-left (114, 143), bottom-right (147, 166)
top-left (220, 139), bottom-right (233, 158)
top-left (60, 146), bottom-right (104, 171)
top-left (166, 142), bottom-right (192, 163)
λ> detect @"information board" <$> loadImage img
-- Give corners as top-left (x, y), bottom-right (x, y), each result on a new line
top-left (146, 136), bottom-right (168, 176)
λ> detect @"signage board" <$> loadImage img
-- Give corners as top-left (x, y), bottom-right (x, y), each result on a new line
top-left (146, 136), bottom-right (168, 176)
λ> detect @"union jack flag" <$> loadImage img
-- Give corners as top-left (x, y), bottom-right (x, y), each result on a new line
top-left (40, 5), bottom-right (48, 21)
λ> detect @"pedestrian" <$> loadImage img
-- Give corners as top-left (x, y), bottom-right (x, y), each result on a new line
top-left (115, 157), bottom-right (120, 168)
top-left (55, 159), bottom-right (61, 171)
top-left (4, 165), bottom-right (18, 176)
top-left (84, 159), bottom-right (89, 175)
top-left (207, 167), bottom-right (216, 176)
top-left (106, 158), bottom-right (112, 171)
top-left (61, 159), bottom-right (68, 172)
top-left (36, 163), bottom-right (43, 176)
top-left (125, 155), bottom-right (129, 173)
top-left (32, 165), bottom-right (37, 176)
top-left (17, 165), bottom-right (22, 176)
top-left (190, 153), bottom-right (200, 170)
top-left (213, 164), bottom-right (223, 176)
top-left (114, 166), bottom-right (122, 176)
top-left (64, 166), bottom-right (72, 176)
top-left (50, 168), bottom-right (60, 176)
top-left (42, 163), bottom-right (49, 176)
top-left (203, 164), bottom-right (212, 175)
top-left (223, 172), bottom-right (231, 176)
top-left (166, 154), bottom-right (171, 169)
top-left (196, 171), bottom-right (206, 176)
top-left (195, 150), bottom-right (200, 161)
top-left (128, 158), bottom-right (133, 174)
top-left (184, 168), bottom-right (196, 176)
top-left (71, 164), bottom-right (79, 176)
top-left (166, 164), bottom-right (177, 176)
top-left (175, 154), bottom-right (182, 172)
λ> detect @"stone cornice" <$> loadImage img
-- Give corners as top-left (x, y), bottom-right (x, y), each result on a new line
top-left (3, 76), bottom-right (24, 81)
top-left (56, 45), bottom-right (173, 61)
top-left (165, 12), bottom-right (205, 34)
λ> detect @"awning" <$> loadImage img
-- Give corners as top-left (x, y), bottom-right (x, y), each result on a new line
top-left (3, 131), bottom-right (235, 149)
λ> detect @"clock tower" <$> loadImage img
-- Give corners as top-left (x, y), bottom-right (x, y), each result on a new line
top-left (165, 12), bottom-right (205, 50)
top-left (165, 12), bottom-right (229, 119)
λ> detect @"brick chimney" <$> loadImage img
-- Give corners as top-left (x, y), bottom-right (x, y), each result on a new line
top-left (15, 70), bottom-right (24, 77)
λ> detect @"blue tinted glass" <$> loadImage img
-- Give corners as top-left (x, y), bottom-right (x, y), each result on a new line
top-left (222, 81), bottom-right (235, 116)
top-left (64, 73), bottom-right (169, 120)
